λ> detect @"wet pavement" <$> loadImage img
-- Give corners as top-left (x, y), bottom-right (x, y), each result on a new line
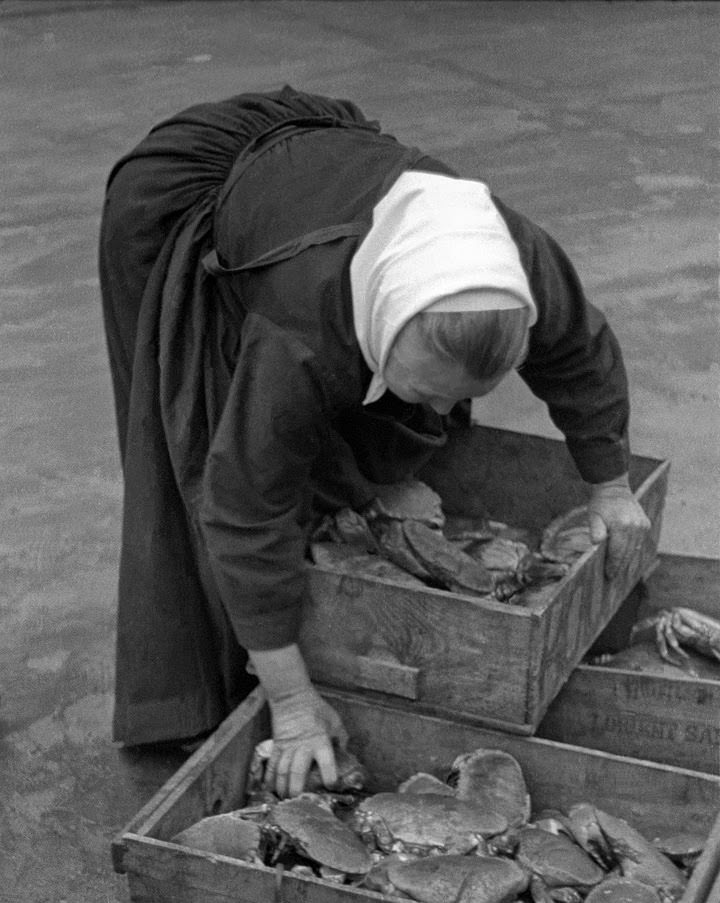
top-left (0, 1), bottom-right (717, 900)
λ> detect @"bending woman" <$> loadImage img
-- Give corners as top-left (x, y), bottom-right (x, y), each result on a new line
top-left (99, 86), bottom-right (649, 797)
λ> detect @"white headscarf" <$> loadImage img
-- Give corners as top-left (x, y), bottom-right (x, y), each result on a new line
top-left (350, 171), bottom-right (537, 405)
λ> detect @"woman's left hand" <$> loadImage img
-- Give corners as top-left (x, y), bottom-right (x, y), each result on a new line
top-left (587, 474), bottom-right (652, 580)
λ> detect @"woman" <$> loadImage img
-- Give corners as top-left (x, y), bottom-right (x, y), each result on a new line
top-left (99, 86), bottom-right (649, 798)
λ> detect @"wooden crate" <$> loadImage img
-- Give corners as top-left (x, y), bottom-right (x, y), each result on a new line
top-left (537, 554), bottom-right (720, 773)
top-left (300, 425), bottom-right (669, 734)
top-left (114, 687), bottom-right (720, 903)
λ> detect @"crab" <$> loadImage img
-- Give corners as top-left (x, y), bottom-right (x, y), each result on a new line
top-left (493, 553), bottom-right (569, 603)
top-left (247, 738), bottom-right (368, 796)
top-left (630, 607), bottom-right (720, 673)
top-left (400, 520), bottom-right (495, 596)
top-left (385, 853), bottom-right (529, 903)
top-left (303, 745), bottom-right (368, 795)
top-left (352, 791), bottom-right (507, 856)
top-left (464, 536), bottom-right (531, 574)
top-left (365, 480), bottom-right (445, 530)
top-left (362, 482), bottom-right (495, 596)
top-left (588, 640), bottom-right (720, 680)
top-left (515, 825), bottom-right (605, 902)
top-left (565, 805), bottom-right (686, 903)
top-left (265, 797), bottom-right (373, 876)
top-left (652, 831), bottom-right (706, 872)
top-left (446, 748), bottom-right (531, 830)
top-left (170, 812), bottom-right (262, 862)
top-left (398, 772), bottom-right (457, 796)
top-left (311, 506), bottom-right (379, 552)
top-left (584, 877), bottom-right (662, 903)
top-left (540, 506), bottom-right (595, 565)
top-left (371, 518), bottom-right (437, 583)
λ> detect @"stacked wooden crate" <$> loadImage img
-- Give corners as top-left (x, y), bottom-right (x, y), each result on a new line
top-left (114, 426), bottom-right (720, 902)
top-left (538, 554), bottom-right (720, 775)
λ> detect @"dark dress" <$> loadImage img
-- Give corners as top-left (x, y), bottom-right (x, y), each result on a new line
top-left (99, 87), bottom-right (629, 745)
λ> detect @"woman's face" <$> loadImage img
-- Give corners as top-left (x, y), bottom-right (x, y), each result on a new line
top-left (383, 317), bottom-right (506, 415)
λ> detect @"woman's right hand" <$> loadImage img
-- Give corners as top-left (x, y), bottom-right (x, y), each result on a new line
top-left (265, 686), bottom-right (348, 798)
top-left (246, 643), bottom-right (348, 798)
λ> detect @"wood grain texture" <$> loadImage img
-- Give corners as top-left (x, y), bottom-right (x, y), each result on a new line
top-left (537, 665), bottom-right (720, 773)
top-left (325, 689), bottom-right (720, 839)
top-left (113, 688), bottom-right (269, 875)
top-left (302, 566), bottom-right (534, 727)
top-left (301, 426), bottom-right (668, 732)
top-left (643, 553), bottom-right (720, 619)
top-left (123, 838), bottom-right (387, 902)
top-left (537, 554), bottom-right (720, 773)
top-left (355, 653), bottom-right (420, 699)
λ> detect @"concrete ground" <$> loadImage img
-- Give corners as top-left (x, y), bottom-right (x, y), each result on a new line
top-left (0, 1), bottom-right (717, 900)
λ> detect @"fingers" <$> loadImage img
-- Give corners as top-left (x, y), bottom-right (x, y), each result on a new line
top-left (605, 520), bottom-right (649, 581)
top-left (312, 738), bottom-right (339, 791)
top-left (587, 491), bottom-right (651, 581)
top-left (286, 745), bottom-right (315, 799)
top-left (323, 704), bottom-right (349, 748)
top-left (604, 528), bottom-right (627, 580)
top-left (264, 737), bottom-right (339, 798)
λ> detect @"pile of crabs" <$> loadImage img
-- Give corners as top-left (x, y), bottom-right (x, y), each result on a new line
top-left (172, 743), bottom-right (702, 903)
top-left (311, 479), bottom-right (720, 673)
top-left (309, 479), bottom-right (587, 605)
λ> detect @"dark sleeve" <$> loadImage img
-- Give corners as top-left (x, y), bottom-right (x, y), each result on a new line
top-left (198, 318), bottom-right (325, 650)
top-left (495, 198), bottom-right (631, 484)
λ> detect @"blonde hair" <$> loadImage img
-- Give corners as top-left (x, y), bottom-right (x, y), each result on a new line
top-left (416, 307), bottom-right (530, 380)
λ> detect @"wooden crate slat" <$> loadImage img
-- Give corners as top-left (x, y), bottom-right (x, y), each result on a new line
top-left (113, 689), bottom-right (269, 874)
top-left (327, 689), bottom-right (720, 839)
top-left (643, 553), bottom-right (720, 619)
top-left (123, 837), bottom-right (388, 903)
top-left (538, 664), bottom-right (720, 774)
top-left (303, 567), bottom-right (534, 727)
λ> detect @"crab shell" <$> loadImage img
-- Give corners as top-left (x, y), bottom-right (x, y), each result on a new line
top-left (652, 831), bottom-right (706, 869)
top-left (447, 748), bottom-right (531, 829)
top-left (170, 812), bottom-right (261, 862)
top-left (353, 791), bottom-right (507, 855)
top-left (565, 803), bottom-right (614, 868)
top-left (401, 520), bottom-right (495, 596)
top-left (372, 519), bottom-right (435, 582)
top-left (270, 798), bottom-right (373, 875)
top-left (387, 853), bottom-right (529, 903)
top-left (631, 607), bottom-right (720, 667)
top-left (398, 772), bottom-right (456, 796)
top-left (540, 506), bottom-right (594, 565)
top-left (515, 825), bottom-right (606, 889)
top-left (584, 877), bottom-right (661, 903)
top-left (469, 537), bottom-right (531, 574)
top-left (592, 808), bottom-right (686, 900)
top-left (370, 480), bottom-right (445, 529)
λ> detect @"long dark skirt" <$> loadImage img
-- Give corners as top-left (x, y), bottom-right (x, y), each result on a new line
top-left (99, 87), bottom-right (372, 745)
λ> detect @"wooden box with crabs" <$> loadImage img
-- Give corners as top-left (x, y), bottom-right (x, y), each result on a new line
top-left (537, 554), bottom-right (720, 774)
top-left (298, 425), bottom-right (669, 734)
top-left (113, 687), bottom-right (720, 903)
